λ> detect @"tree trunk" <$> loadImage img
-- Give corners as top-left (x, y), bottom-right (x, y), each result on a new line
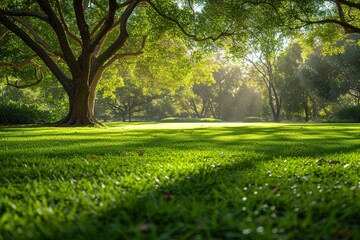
top-left (303, 94), bottom-right (309, 122)
top-left (57, 78), bottom-right (100, 126)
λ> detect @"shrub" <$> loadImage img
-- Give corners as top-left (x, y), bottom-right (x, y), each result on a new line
top-left (242, 116), bottom-right (263, 122)
top-left (160, 117), bottom-right (222, 122)
top-left (0, 102), bottom-right (54, 124)
top-left (334, 105), bottom-right (360, 123)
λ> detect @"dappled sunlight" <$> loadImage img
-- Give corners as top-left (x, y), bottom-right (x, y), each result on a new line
top-left (1, 123), bottom-right (360, 239)
top-left (106, 122), bottom-right (275, 130)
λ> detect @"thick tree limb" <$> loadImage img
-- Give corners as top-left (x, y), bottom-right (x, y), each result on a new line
top-left (90, 0), bottom-right (141, 80)
top-left (90, 0), bottom-right (133, 36)
top-left (73, 0), bottom-right (91, 46)
top-left (0, 13), bottom-right (71, 90)
top-left (301, 18), bottom-right (360, 34)
top-left (6, 66), bottom-right (44, 89)
top-left (11, 16), bottom-right (51, 50)
top-left (0, 55), bottom-right (39, 68)
top-left (103, 35), bottom-right (147, 68)
top-left (89, 0), bottom-right (118, 52)
top-left (336, 0), bottom-right (360, 10)
top-left (146, 0), bottom-right (234, 42)
top-left (36, 0), bottom-right (79, 77)
top-left (0, 9), bottom-right (48, 22)
top-left (55, 0), bottom-right (83, 46)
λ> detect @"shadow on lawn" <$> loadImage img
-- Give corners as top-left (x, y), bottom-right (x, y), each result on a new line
top-left (58, 160), bottom-right (265, 239)
top-left (1, 124), bottom-right (360, 239)
top-left (43, 149), bottom-right (360, 239)
top-left (1, 125), bottom-right (359, 160)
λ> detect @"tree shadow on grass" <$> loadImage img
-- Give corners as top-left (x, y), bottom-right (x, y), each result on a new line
top-left (33, 151), bottom-right (360, 240)
top-left (1, 125), bottom-right (360, 239)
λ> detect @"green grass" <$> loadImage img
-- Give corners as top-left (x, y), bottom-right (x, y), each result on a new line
top-left (0, 123), bottom-right (359, 240)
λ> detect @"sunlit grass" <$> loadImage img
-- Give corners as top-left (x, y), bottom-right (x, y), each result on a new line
top-left (0, 123), bottom-right (359, 239)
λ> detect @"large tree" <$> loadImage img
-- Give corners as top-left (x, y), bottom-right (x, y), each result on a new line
top-left (0, 0), bottom-right (238, 126)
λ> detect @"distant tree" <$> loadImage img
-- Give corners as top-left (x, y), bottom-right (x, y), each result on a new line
top-left (276, 42), bottom-right (310, 121)
top-left (107, 79), bottom-right (160, 122)
top-left (299, 34), bottom-right (360, 105)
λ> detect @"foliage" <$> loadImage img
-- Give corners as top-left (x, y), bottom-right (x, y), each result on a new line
top-left (299, 34), bottom-right (360, 103)
top-left (334, 105), bottom-right (360, 122)
top-left (160, 117), bottom-right (222, 122)
top-left (0, 102), bottom-right (54, 124)
top-left (0, 123), bottom-right (359, 239)
top-left (241, 116), bottom-right (263, 122)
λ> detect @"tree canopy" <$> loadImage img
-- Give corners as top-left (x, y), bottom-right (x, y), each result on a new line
top-left (1, 0), bottom-right (360, 125)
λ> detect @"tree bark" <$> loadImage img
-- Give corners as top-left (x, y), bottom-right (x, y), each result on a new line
top-left (57, 76), bottom-right (100, 126)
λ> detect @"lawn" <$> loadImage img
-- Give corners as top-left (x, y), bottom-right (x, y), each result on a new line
top-left (0, 122), bottom-right (359, 239)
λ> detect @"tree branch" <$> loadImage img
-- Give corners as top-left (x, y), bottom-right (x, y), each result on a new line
top-left (0, 9), bottom-right (48, 22)
top-left (0, 55), bottom-right (39, 68)
top-left (336, 0), bottom-right (360, 10)
top-left (0, 13), bottom-right (71, 90)
top-left (11, 16), bottom-right (51, 50)
top-left (73, 0), bottom-right (91, 46)
top-left (89, 0), bottom-right (118, 51)
top-left (91, 0), bottom-right (141, 79)
top-left (6, 66), bottom-right (44, 89)
top-left (55, 0), bottom-right (83, 46)
top-left (146, 0), bottom-right (234, 42)
top-left (36, 0), bottom-right (79, 77)
top-left (301, 18), bottom-right (360, 34)
top-left (103, 35), bottom-right (147, 68)
top-left (0, 29), bottom-right (10, 41)
top-left (90, 0), bottom-right (133, 36)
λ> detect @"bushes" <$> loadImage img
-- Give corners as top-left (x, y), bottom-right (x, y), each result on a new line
top-left (334, 105), bottom-right (360, 123)
top-left (160, 117), bottom-right (223, 122)
top-left (0, 102), bottom-right (54, 124)
top-left (241, 116), bottom-right (263, 122)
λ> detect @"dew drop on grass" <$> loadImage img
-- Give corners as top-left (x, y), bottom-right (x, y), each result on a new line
top-left (257, 226), bottom-right (264, 234)
top-left (242, 229), bottom-right (252, 235)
